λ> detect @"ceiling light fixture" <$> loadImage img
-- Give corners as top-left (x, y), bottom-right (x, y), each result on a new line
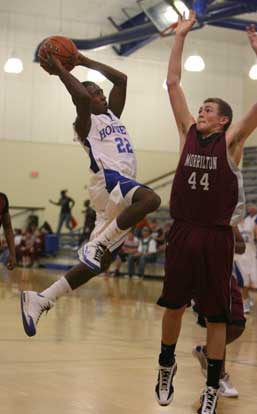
top-left (174, 1), bottom-right (190, 18)
top-left (249, 63), bottom-right (257, 80)
top-left (184, 55), bottom-right (205, 72)
top-left (4, 56), bottom-right (23, 74)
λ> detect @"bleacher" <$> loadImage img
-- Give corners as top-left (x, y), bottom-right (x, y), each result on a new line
top-left (242, 146), bottom-right (257, 205)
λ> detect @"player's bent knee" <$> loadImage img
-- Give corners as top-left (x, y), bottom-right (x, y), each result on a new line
top-left (145, 192), bottom-right (161, 212)
top-left (226, 323), bottom-right (245, 344)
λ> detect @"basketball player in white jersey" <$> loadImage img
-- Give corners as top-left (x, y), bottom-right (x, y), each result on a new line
top-left (234, 204), bottom-right (257, 312)
top-left (20, 51), bottom-right (161, 336)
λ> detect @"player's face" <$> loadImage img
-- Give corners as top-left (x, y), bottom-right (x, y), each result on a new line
top-left (196, 102), bottom-right (227, 135)
top-left (86, 84), bottom-right (108, 114)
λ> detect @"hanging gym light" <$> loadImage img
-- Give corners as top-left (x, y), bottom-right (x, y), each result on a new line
top-left (4, 55), bottom-right (23, 74)
top-left (184, 55), bottom-right (205, 72)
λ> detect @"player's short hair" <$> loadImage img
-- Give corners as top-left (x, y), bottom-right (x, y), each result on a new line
top-left (204, 98), bottom-right (233, 131)
top-left (81, 81), bottom-right (96, 89)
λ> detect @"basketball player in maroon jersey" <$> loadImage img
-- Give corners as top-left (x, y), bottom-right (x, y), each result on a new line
top-left (155, 10), bottom-right (257, 414)
top-left (0, 192), bottom-right (16, 270)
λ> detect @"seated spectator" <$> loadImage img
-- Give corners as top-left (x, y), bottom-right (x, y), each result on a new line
top-left (15, 228), bottom-right (44, 267)
top-left (134, 216), bottom-right (150, 238)
top-left (127, 227), bottom-right (157, 279)
top-left (40, 221), bottom-right (53, 234)
top-left (149, 219), bottom-right (166, 253)
top-left (113, 230), bottom-right (139, 276)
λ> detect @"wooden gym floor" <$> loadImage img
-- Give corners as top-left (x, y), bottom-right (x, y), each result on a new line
top-left (0, 266), bottom-right (256, 414)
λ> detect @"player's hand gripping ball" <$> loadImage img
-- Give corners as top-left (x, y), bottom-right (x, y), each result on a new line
top-left (38, 35), bottom-right (78, 74)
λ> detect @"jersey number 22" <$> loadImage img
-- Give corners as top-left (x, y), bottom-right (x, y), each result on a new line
top-left (115, 137), bottom-right (133, 154)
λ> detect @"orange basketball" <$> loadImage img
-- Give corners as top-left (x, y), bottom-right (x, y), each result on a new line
top-left (38, 35), bottom-right (78, 73)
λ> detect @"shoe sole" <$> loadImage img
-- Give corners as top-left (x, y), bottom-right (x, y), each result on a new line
top-left (155, 363), bottom-right (177, 406)
top-left (20, 291), bottom-right (36, 337)
top-left (155, 393), bottom-right (174, 406)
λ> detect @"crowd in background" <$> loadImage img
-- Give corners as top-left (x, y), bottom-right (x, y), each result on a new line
top-left (108, 219), bottom-right (171, 280)
top-left (1, 192), bottom-right (257, 293)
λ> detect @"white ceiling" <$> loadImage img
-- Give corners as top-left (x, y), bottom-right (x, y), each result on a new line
top-left (0, 0), bottom-right (256, 46)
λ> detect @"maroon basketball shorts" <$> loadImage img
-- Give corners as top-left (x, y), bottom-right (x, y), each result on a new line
top-left (157, 221), bottom-right (234, 323)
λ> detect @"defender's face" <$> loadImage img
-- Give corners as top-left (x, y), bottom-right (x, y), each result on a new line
top-left (196, 102), bottom-right (226, 135)
top-left (86, 84), bottom-right (108, 114)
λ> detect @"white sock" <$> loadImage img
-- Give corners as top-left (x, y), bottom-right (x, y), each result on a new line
top-left (95, 218), bottom-right (128, 248)
top-left (41, 276), bottom-right (72, 302)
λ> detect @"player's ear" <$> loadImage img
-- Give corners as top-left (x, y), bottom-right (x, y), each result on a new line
top-left (220, 116), bottom-right (229, 128)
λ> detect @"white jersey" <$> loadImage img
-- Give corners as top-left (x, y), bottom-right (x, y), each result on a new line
top-left (238, 215), bottom-right (256, 246)
top-left (74, 110), bottom-right (137, 179)
top-left (235, 215), bottom-right (257, 288)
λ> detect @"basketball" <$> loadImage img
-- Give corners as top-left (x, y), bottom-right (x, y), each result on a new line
top-left (38, 35), bottom-right (78, 73)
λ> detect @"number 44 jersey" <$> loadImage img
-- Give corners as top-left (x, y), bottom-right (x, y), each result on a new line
top-left (170, 124), bottom-right (245, 227)
top-left (75, 110), bottom-right (137, 180)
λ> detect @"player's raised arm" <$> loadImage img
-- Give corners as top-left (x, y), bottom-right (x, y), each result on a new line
top-left (40, 53), bottom-right (92, 138)
top-left (166, 10), bottom-right (196, 147)
top-left (76, 53), bottom-right (127, 118)
top-left (227, 25), bottom-right (257, 154)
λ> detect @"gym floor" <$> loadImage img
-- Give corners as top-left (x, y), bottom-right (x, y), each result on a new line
top-left (0, 266), bottom-right (256, 414)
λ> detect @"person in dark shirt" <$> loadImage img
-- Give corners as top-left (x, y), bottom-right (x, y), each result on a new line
top-left (0, 192), bottom-right (16, 270)
top-left (49, 190), bottom-right (75, 234)
top-left (155, 11), bottom-right (257, 414)
top-left (82, 199), bottom-right (96, 241)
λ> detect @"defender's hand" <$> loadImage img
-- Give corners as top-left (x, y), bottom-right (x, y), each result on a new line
top-left (175, 9), bottom-right (196, 38)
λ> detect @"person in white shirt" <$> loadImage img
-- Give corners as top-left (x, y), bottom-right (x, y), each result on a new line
top-left (234, 204), bottom-right (257, 312)
top-left (127, 227), bottom-right (157, 279)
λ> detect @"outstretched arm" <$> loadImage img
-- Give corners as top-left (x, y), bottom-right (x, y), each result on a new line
top-left (227, 25), bottom-right (257, 155)
top-left (76, 53), bottom-right (127, 118)
top-left (49, 199), bottom-right (60, 206)
top-left (166, 10), bottom-right (196, 150)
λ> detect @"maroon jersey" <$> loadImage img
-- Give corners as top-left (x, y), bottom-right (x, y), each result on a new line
top-left (0, 193), bottom-right (9, 228)
top-left (170, 124), bottom-right (244, 226)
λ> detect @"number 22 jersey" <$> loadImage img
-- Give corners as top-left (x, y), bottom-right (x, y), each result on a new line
top-left (170, 124), bottom-right (245, 226)
top-left (75, 110), bottom-right (137, 180)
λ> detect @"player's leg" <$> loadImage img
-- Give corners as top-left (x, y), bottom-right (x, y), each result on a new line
top-left (20, 249), bottom-right (113, 337)
top-left (56, 213), bottom-right (65, 233)
top-left (116, 186), bottom-right (161, 229)
top-left (155, 306), bottom-right (186, 406)
top-left (155, 222), bottom-right (192, 406)
top-left (197, 227), bottom-right (234, 414)
top-left (193, 276), bottom-right (245, 398)
top-left (65, 212), bottom-right (73, 231)
top-left (82, 177), bottom-right (161, 272)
